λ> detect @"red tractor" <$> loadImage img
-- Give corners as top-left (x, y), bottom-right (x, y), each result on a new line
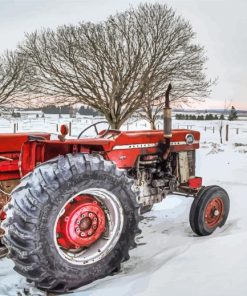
top-left (0, 88), bottom-right (229, 293)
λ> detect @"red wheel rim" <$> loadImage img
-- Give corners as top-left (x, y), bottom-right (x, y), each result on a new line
top-left (54, 188), bottom-right (124, 265)
top-left (56, 195), bottom-right (106, 249)
top-left (204, 197), bottom-right (224, 228)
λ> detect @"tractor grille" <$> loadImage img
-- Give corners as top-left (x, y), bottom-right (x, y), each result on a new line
top-left (187, 150), bottom-right (196, 177)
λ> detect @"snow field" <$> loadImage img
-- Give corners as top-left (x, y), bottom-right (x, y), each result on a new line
top-left (0, 116), bottom-right (246, 296)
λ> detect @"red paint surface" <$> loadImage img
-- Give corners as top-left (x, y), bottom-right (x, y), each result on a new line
top-left (0, 133), bottom-right (50, 180)
top-left (56, 195), bottom-right (106, 249)
top-left (0, 129), bottom-right (200, 180)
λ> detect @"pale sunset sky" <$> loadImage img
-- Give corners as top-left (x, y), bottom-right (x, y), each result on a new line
top-left (0, 0), bottom-right (246, 110)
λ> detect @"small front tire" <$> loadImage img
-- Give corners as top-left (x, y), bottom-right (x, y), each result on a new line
top-left (189, 185), bottom-right (230, 236)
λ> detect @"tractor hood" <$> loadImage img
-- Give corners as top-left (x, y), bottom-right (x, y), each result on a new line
top-left (0, 129), bottom-right (200, 179)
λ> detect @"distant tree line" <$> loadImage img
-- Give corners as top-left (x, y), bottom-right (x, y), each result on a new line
top-left (78, 106), bottom-right (101, 117)
top-left (11, 111), bottom-right (21, 118)
top-left (228, 106), bottom-right (238, 121)
top-left (0, 105), bottom-right (102, 117)
top-left (42, 105), bottom-right (72, 114)
top-left (42, 105), bottom-right (101, 116)
top-left (175, 113), bottom-right (225, 120)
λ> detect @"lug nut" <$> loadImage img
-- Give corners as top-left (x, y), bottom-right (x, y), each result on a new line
top-left (81, 232), bottom-right (85, 237)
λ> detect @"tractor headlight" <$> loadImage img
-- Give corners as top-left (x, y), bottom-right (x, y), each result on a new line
top-left (185, 134), bottom-right (194, 145)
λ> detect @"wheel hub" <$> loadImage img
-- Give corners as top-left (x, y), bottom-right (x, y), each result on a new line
top-left (56, 195), bottom-right (106, 249)
top-left (54, 188), bottom-right (124, 266)
top-left (80, 217), bottom-right (92, 231)
top-left (213, 209), bottom-right (220, 216)
top-left (204, 197), bottom-right (224, 228)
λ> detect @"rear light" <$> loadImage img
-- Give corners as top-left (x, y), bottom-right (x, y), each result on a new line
top-left (0, 211), bottom-right (6, 221)
top-left (188, 177), bottom-right (202, 189)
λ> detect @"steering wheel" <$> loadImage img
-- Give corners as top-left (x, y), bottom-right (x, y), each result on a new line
top-left (77, 121), bottom-right (111, 139)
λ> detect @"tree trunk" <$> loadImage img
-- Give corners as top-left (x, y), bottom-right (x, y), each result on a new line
top-left (104, 114), bottom-right (122, 130)
top-left (109, 121), bottom-right (121, 130)
top-left (149, 120), bottom-right (156, 130)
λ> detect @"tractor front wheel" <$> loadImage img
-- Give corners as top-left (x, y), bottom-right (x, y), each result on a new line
top-left (2, 154), bottom-right (140, 293)
top-left (189, 185), bottom-right (230, 236)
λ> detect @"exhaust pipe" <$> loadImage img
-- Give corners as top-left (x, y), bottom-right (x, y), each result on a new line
top-left (163, 83), bottom-right (172, 138)
top-left (158, 83), bottom-right (172, 160)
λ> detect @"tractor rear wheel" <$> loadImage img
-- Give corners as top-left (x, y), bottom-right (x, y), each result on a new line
top-left (189, 185), bottom-right (230, 236)
top-left (2, 154), bottom-right (140, 293)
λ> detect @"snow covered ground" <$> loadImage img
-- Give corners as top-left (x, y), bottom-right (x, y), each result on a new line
top-left (0, 117), bottom-right (247, 296)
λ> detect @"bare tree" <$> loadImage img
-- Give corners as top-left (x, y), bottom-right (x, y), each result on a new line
top-left (0, 51), bottom-right (29, 109)
top-left (140, 78), bottom-right (214, 129)
top-left (19, 3), bottom-right (213, 128)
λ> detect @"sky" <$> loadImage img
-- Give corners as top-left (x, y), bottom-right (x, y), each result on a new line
top-left (0, 0), bottom-right (246, 110)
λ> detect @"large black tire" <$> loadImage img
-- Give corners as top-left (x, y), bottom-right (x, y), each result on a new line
top-left (2, 154), bottom-right (140, 293)
top-left (189, 185), bottom-right (230, 236)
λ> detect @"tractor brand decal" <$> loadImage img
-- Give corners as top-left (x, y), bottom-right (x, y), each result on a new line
top-left (113, 140), bottom-right (199, 150)
top-left (113, 143), bottom-right (158, 150)
top-left (171, 140), bottom-right (199, 146)
top-left (119, 155), bottom-right (127, 160)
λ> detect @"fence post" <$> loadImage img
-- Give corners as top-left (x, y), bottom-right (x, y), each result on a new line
top-left (236, 128), bottom-right (239, 135)
top-left (213, 126), bottom-right (215, 133)
top-left (204, 126), bottom-right (207, 131)
top-left (56, 124), bottom-right (59, 133)
top-left (69, 122), bottom-right (72, 136)
top-left (13, 123), bottom-right (17, 133)
top-left (226, 124), bottom-right (229, 142)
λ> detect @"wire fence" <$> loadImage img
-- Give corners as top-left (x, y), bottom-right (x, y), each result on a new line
top-left (0, 116), bottom-right (246, 143)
